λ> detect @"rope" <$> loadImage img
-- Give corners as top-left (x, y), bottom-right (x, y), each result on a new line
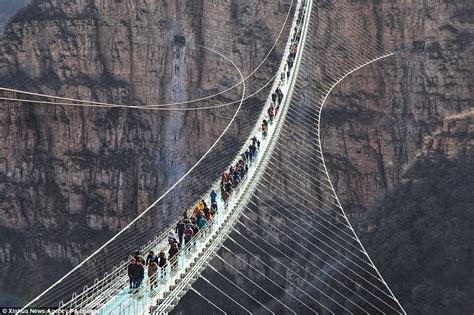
top-left (190, 287), bottom-right (227, 315)
top-left (247, 195), bottom-right (373, 268)
top-left (239, 211), bottom-right (394, 312)
top-left (0, 0), bottom-right (295, 109)
top-left (200, 276), bottom-right (252, 315)
top-left (18, 44), bottom-right (246, 312)
top-left (213, 256), bottom-right (296, 315)
top-left (208, 264), bottom-right (276, 315)
top-left (244, 200), bottom-right (399, 301)
top-left (220, 245), bottom-right (322, 314)
top-left (228, 231), bottom-right (354, 314)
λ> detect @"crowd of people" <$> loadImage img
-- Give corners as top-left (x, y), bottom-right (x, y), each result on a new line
top-left (126, 0), bottom-right (307, 295)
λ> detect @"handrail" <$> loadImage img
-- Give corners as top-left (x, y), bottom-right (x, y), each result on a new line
top-left (55, 0), bottom-right (307, 312)
top-left (102, 160), bottom-right (252, 314)
top-left (153, 0), bottom-right (312, 312)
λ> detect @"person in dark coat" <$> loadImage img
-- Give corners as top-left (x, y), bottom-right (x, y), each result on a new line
top-left (225, 180), bottom-right (233, 193)
top-left (210, 190), bottom-right (218, 212)
top-left (135, 260), bottom-right (145, 289)
top-left (249, 144), bottom-right (257, 160)
top-left (134, 250), bottom-right (145, 265)
top-left (158, 251), bottom-right (167, 278)
top-left (288, 55), bottom-right (294, 70)
top-left (168, 242), bottom-right (179, 271)
top-left (210, 190), bottom-right (217, 203)
top-left (251, 136), bottom-right (258, 146)
top-left (127, 257), bottom-right (136, 290)
top-left (176, 219), bottom-right (185, 245)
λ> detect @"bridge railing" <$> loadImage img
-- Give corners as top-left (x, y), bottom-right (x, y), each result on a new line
top-left (104, 175), bottom-right (251, 314)
top-left (55, 0), bottom-right (307, 312)
top-left (57, 188), bottom-right (224, 312)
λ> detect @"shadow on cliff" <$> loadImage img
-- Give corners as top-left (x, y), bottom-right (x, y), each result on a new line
top-left (358, 157), bottom-right (474, 314)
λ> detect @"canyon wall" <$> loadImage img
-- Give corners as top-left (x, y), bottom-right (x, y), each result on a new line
top-left (321, 0), bottom-right (473, 214)
top-left (174, 0), bottom-right (473, 313)
top-left (0, 0), bottom-right (292, 304)
top-left (0, 0), bottom-right (472, 310)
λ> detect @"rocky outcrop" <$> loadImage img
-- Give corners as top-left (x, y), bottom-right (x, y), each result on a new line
top-left (321, 0), bottom-right (473, 214)
top-left (354, 107), bottom-right (474, 313)
top-left (0, 0), bottom-right (28, 36)
top-left (419, 111), bottom-right (473, 161)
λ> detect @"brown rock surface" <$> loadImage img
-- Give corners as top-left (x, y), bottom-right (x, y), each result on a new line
top-left (0, 0), bottom-right (472, 309)
top-left (0, 0), bottom-right (293, 304)
top-left (321, 0), bottom-right (473, 214)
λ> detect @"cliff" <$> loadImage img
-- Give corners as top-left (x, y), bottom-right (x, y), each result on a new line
top-left (355, 104), bottom-right (473, 314)
top-left (319, 1), bottom-right (473, 313)
top-left (0, 0), bottom-right (472, 310)
top-left (0, 0), bottom-right (292, 305)
top-left (321, 0), bottom-right (473, 214)
top-left (174, 0), bottom-right (473, 313)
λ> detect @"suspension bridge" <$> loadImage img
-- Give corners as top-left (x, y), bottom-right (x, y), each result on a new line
top-left (6, 0), bottom-right (407, 313)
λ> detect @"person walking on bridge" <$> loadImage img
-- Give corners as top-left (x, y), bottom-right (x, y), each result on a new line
top-left (262, 120), bottom-right (269, 137)
top-left (128, 258), bottom-right (143, 291)
top-left (158, 251), bottom-right (167, 278)
top-left (224, 180), bottom-right (233, 193)
top-left (198, 217), bottom-right (208, 230)
top-left (168, 242), bottom-right (179, 271)
top-left (146, 250), bottom-right (157, 266)
top-left (288, 55), bottom-right (294, 70)
top-left (134, 250), bottom-right (145, 265)
top-left (268, 105), bottom-right (275, 122)
top-left (184, 223), bottom-right (194, 246)
top-left (249, 144), bottom-right (257, 160)
top-left (276, 87), bottom-right (284, 105)
top-left (210, 189), bottom-right (218, 212)
top-left (251, 136), bottom-right (258, 146)
top-left (197, 199), bottom-right (207, 211)
top-left (148, 259), bottom-right (158, 290)
top-left (127, 257), bottom-right (136, 291)
top-left (135, 260), bottom-right (145, 289)
top-left (176, 219), bottom-right (185, 245)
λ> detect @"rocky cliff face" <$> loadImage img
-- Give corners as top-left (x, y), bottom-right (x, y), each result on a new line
top-left (356, 111), bottom-right (474, 314)
top-left (0, 0), bottom-right (29, 36)
top-left (174, 0), bottom-right (473, 313)
top-left (418, 111), bottom-right (473, 161)
top-left (321, 0), bottom-right (473, 214)
top-left (0, 0), bottom-right (292, 304)
top-left (0, 0), bottom-right (472, 310)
